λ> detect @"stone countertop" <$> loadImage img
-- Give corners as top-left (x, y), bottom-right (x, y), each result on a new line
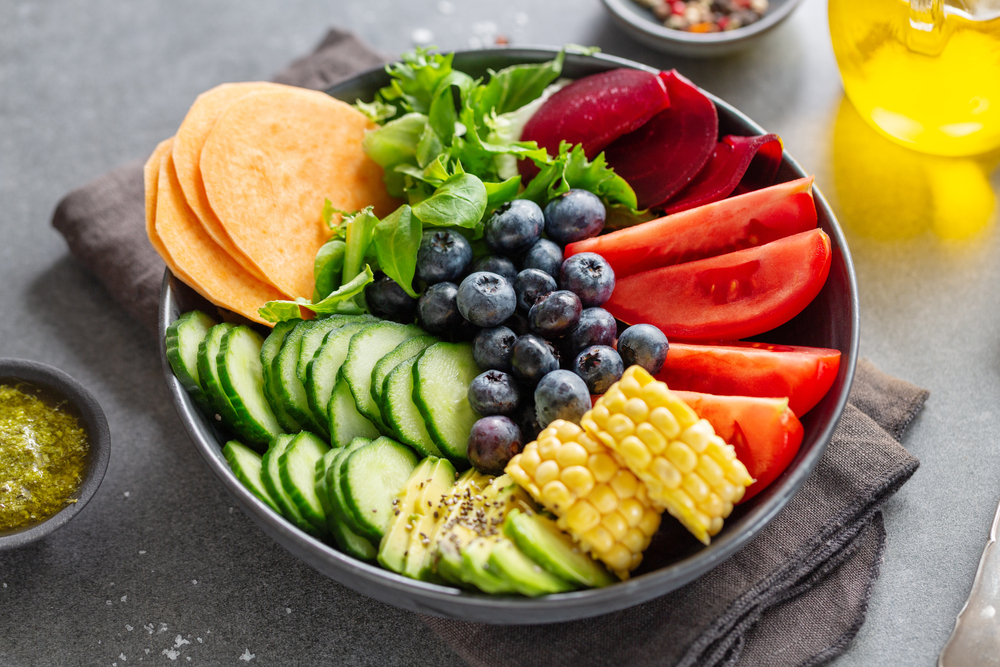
top-left (1, 0), bottom-right (997, 664)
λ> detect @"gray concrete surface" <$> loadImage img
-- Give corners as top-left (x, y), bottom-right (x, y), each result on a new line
top-left (1, 0), bottom-right (998, 664)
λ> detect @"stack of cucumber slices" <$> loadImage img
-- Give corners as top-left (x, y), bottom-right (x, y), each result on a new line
top-left (166, 309), bottom-right (614, 595)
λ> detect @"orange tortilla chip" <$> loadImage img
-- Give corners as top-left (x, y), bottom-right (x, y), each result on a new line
top-left (156, 150), bottom-right (288, 325)
top-left (200, 87), bottom-right (398, 299)
top-left (172, 82), bottom-right (287, 285)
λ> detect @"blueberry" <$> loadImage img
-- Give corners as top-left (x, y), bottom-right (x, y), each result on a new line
top-left (528, 290), bottom-right (582, 339)
top-left (572, 345), bottom-right (624, 394)
top-left (416, 230), bottom-right (472, 284)
top-left (513, 395), bottom-right (543, 442)
top-left (417, 282), bottom-right (463, 335)
top-left (514, 268), bottom-right (557, 312)
top-left (456, 272), bottom-right (517, 328)
top-left (520, 239), bottom-right (563, 279)
top-left (467, 416), bottom-right (524, 476)
top-left (484, 200), bottom-right (544, 255)
top-left (468, 370), bottom-right (521, 416)
top-left (534, 370), bottom-right (591, 427)
top-left (543, 189), bottom-right (606, 245)
top-left (617, 324), bottom-right (670, 374)
top-left (365, 274), bottom-right (417, 323)
top-left (502, 310), bottom-right (531, 336)
top-left (472, 326), bottom-right (517, 372)
top-left (511, 334), bottom-right (559, 386)
top-left (563, 308), bottom-right (618, 359)
top-left (560, 253), bottom-right (615, 307)
top-left (472, 255), bottom-right (518, 283)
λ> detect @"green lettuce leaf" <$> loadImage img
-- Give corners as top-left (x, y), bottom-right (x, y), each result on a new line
top-left (378, 48), bottom-right (456, 114)
top-left (313, 239), bottom-right (346, 301)
top-left (372, 205), bottom-right (421, 298)
top-left (342, 207), bottom-right (380, 285)
top-left (354, 99), bottom-right (397, 123)
top-left (519, 142), bottom-right (640, 212)
top-left (259, 266), bottom-right (375, 323)
top-left (411, 171), bottom-right (488, 228)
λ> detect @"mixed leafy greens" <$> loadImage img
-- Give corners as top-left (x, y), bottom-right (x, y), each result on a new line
top-left (260, 47), bottom-right (641, 323)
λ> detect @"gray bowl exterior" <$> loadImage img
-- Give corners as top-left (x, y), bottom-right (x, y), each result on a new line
top-left (0, 358), bottom-right (111, 551)
top-left (601, 0), bottom-right (805, 57)
top-left (158, 48), bottom-right (858, 624)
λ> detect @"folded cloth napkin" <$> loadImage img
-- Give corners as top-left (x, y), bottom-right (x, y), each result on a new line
top-left (50, 28), bottom-right (926, 667)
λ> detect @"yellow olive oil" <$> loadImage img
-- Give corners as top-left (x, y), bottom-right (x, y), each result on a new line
top-left (830, 0), bottom-right (1000, 156)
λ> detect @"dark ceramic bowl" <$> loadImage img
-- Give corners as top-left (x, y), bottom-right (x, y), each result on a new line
top-left (159, 48), bottom-right (858, 624)
top-left (601, 0), bottom-right (805, 57)
top-left (0, 359), bottom-right (111, 551)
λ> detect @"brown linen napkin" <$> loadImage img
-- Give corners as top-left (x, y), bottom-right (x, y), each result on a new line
top-left (49, 29), bottom-right (925, 667)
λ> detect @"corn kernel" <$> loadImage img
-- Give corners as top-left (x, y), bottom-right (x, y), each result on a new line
top-left (627, 366), bottom-right (654, 385)
top-left (580, 417), bottom-right (600, 441)
top-left (587, 484), bottom-right (620, 514)
top-left (606, 413), bottom-right (635, 440)
top-left (535, 459), bottom-right (560, 486)
top-left (620, 435), bottom-right (652, 470)
top-left (519, 447), bottom-right (542, 476)
top-left (619, 375), bottom-right (642, 398)
top-left (622, 527), bottom-right (646, 553)
top-left (576, 432), bottom-right (601, 454)
top-left (603, 388), bottom-right (627, 413)
top-left (636, 422), bottom-right (667, 454)
top-left (696, 455), bottom-right (724, 488)
top-left (619, 498), bottom-right (644, 527)
top-left (602, 512), bottom-right (628, 541)
top-left (665, 395), bottom-right (699, 428)
top-left (590, 404), bottom-right (610, 429)
top-left (624, 397), bottom-right (649, 424)
top-left (640, 381), bottom-right (672, 409)
top-left (708, 516), bottom-right (724, 536)
top-left (542, 480), bottom-right (573, 510)
top-left (669, 488), bottom-right (696, 512)
top-left (699, 492), bottom-right (724, 518)
top-left (556, 420), bottom-right (583, 440)
top-left (680, 420), bottom-right (713, 453)
top-left (666, 441), bottom-right (698, 473)
top-left (589, 453), bottom-right (619, 483)
top-left (561, 466), bottom-right (595, 497)
top-left (649, 407), bottom-right (680, 439)
top-left (564, 500), bottom-right (601, 534)
top-left (603, 544), bottom-right (633, 572)
top-left (639, 509), bottom-right (661, 536)
top-left (650, 457), bottom-right (682, 489)
top-left (596, 431), bottom-right (617, 450)
top-left (585, 525), bottom-right (615, 554)
top-left (537, 436), bottom-right (560, 461)
top-left (610, 471), bottom-right (640, 499)
top-left (507, 462), bottom-right (527, 486)
top-left (556, 442), bottom-right (588, 468)
top-left (682, 472), bottom-right (710, 502)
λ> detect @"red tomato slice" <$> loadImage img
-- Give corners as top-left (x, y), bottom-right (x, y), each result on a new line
top-left (604, 228), bottom-right (832, 342)
top-left (565, 177), bottom-right (816, 278)
top-left (657, 341), bottom-right (841, 416)
top-left (673, 390), bottom-right (804, 502)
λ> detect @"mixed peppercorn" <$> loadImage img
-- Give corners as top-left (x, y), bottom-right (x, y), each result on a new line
top-left (635, 0), bottom-right (770, 32)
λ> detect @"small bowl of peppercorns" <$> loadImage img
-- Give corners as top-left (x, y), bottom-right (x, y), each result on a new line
top-left (601, 0), bottom-right (804, 57)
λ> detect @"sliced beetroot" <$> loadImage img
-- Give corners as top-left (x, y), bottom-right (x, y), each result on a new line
top-left (604, 70), bottom-right (718, 210)
top-left (518, 68), bottom-right (669, 181)
top-left (663, 134), bottom-right (783, 215)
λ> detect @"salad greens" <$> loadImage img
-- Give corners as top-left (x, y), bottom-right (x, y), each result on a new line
top-left (259, 46), bottom-right (642, 323)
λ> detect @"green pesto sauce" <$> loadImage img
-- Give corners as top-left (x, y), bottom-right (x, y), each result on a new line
top-left (0, 383), bottom-right (89, 531)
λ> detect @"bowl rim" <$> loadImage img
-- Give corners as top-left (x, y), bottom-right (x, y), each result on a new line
top-left (600, 0), bottom-right (805, 46)
top-left (158, 46), bottom-right (859, 624)
top-left (0, 358), bottom-right (111, 551)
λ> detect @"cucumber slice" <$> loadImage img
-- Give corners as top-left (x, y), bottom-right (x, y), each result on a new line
top-left (370, 335), bottom-right (437, 408)
top-left (504, 509), bottom-right (615, 588)
top-left (378, 458), bottom-right (436, 574)
top-left (329, 373), bottom-right (381, 448)
top-left (165, 310), bottom-right (217, 411)
top-left (382, 357), bottom-right (442, 457)
top-left (223, 440), bottom-right (281, 514)
top-left (414, 342), bottom-right (481, 461)
top-left (261, 435), bottom-right (318, 535)
top-left (274, 320), bottom-right (328, 437)
top-left (342, 322), bottom-right (424, 431)
top-left (316, 449), bottom-right (378, 561)
top-left (260, 321), bottom-right (302, 433)
top-left (306, 321), bottom-right (374, 432)
top-left (340, 437), bottom-right (419, 541)
top-left (315, 449), bottom-right (340, 523)
top-left (218, 326), bottom-right (284, 447)
top-left (296, 315), bottom-right (353, 385)
top-left (278, 432), bottom-right (330, 533)
top-left (326, 437), bottom-right (376, 540)
top-left (488, 538), bottom-right (576, 596)
top-left (197, 323), bottom-right (242, 429)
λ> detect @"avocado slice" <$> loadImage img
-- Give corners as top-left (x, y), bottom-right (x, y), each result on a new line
top-left (378, 458), bottom-right (436, 574)
top-left (504, 509), bottom-right (616, 588)
top-left (488, 538), bottom-right (577, 596)
top-left (402, 458), bottom-right (456, 581)
top-left (461, 537), bottom-right (518, 594)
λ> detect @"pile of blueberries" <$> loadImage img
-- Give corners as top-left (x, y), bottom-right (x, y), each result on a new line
top-left (364, 189), bottom-right (669, 476)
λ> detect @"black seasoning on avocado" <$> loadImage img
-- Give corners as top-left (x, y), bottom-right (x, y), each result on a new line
top-left (0, 383), bottom-right (89, 531)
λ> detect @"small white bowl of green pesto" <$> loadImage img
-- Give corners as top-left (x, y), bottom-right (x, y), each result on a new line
top-left (0, 359), bottom-right (110, 551)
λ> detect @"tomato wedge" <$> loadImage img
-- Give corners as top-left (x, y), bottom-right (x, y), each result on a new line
top-left (565, 177), bottom-right (816, 278)
top-left (604, 228), bottom-right (832, 342)
top-left (657, 342), bottom-right (841, 416)
top-left (673, 390), bottom-right (804, 502)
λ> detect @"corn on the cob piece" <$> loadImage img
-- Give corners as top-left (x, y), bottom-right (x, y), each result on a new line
top-left (506, 419), bottom-right (661, 580)
top-left (584, 366), bottom-right (754, 546)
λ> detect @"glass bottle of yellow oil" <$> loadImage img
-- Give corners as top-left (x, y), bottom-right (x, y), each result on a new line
top-left (829, 0), bottom-right (1000, 156)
